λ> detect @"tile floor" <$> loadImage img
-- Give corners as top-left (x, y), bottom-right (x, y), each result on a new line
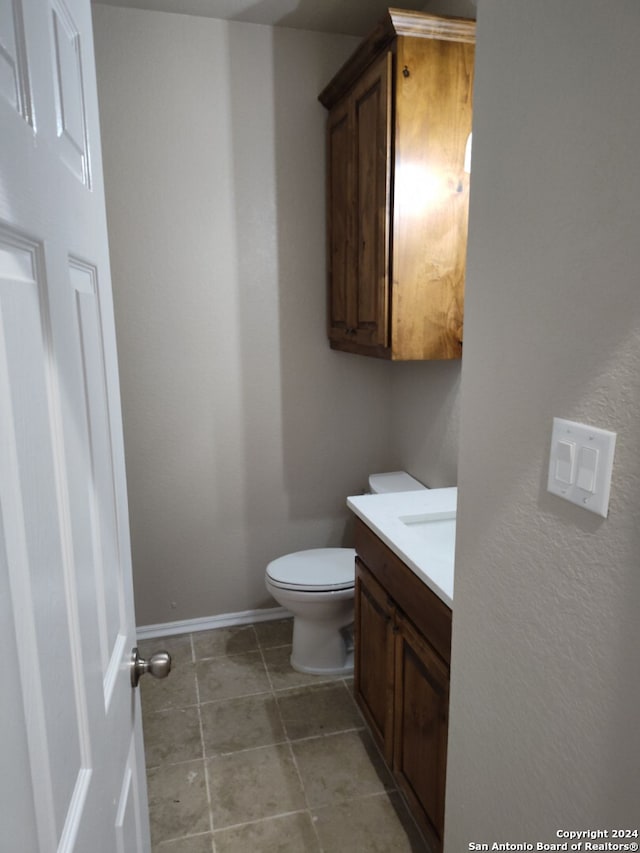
top-left (139, 618), bottom-right (429, 852)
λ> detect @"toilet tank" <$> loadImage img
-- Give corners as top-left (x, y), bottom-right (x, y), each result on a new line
top-left (368, 471), bottom-right (427, 493)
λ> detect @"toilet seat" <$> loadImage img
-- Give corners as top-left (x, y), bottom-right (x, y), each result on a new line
top-left (266, 548), bottom-right (355, 592)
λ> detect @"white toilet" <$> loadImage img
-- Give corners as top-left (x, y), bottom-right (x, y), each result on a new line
top-left (265, 471), bottom-right (426, 675)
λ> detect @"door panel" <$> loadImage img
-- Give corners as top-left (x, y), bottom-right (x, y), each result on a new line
top-left (0, 498), bottom-right (40, 852)
top-left (0, 0), bottom-right (150, 849)
top-left (0, 0), bottom-right (31, 121)
top-left (70, 257), bottom-right (127, 705)
top-left (0, 226), bottom-right (86, 848)
top-left (50, 0), bottom-right (91, 186)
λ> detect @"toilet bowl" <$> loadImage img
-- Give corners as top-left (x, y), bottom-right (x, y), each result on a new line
top-left (264, 472), bottom-right (426, 675)
top-left (265, 549), bottom-right (356, 675)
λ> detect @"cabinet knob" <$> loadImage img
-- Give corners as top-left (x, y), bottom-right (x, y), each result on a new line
top-left (402, 65), bottom-right (410, 78)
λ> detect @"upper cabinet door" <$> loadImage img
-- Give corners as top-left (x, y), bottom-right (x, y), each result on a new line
top-left (391, 35), bottom-right (475, 360)
top-left (353, 51), bottom-right (391, 351)
top-left (326, 98), bottom-right (353, 344)
top-left (326, 52), bottom-right (391, 357)
top-left (320, 11), bottom-right (476, 361)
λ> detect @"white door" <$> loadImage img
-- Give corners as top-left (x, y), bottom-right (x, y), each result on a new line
top-left (0, 0), bottom-right (151, 850)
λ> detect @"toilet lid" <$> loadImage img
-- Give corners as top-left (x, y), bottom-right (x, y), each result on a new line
top-left (266, 548), bottom-right (356, 592)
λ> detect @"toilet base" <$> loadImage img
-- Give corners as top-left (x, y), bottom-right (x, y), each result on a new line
top-left (289, 611), bottom-right (354, 676)
top-left (290, 648), bottom-right (354, 676)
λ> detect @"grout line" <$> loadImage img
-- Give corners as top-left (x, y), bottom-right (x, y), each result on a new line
top-left (287, 737), bottom-right (324, 853)
top-left (145, 755), bottom-right (208, 772)
top-left (196, 647), bottom-right (264, 663)
top-left (209, 739), bottom-right (290, 759)
top-left (191, 632), bottom-right (215, 839)
top-left (142, 699), bottom-right (200, 714)
top-left (287, 738), bottom-right (324, 853)
top-left (270, 675), bottom-right (351, 695)
top-left (143, 726), bottom-right (369, 772)
top-left (212, 807), bottom-right (308, 833)
top-left (197, 686), bottom-right (274, 704)
top-left (152, 829), bottom-right (213, 845)
top-left (265, 647), bottom-right (325, 853)
top-left (210, 807), bottom-right (314, 837)
top-left (283, 725), bottom-right (367, 746)
top-left (256, 636), bottom-right (275, 693)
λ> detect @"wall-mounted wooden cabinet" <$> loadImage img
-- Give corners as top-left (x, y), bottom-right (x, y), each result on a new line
top-left (354, 517), bottom-right (452, 852)
top-left (319, 10), bottom-right (475, 360)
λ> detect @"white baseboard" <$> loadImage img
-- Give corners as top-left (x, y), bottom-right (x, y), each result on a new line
top-left (136, 606), bottom-right (292, 641)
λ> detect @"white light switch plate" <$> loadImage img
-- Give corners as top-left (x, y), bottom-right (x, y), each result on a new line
top-left (547, 418), bottom-right (616, 517)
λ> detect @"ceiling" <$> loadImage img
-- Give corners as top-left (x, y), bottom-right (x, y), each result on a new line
top-left (93, 0), bottom-right (476, 38)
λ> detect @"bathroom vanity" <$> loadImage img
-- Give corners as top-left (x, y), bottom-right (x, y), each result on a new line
top-left (347, 489), bottom-right (456, 853)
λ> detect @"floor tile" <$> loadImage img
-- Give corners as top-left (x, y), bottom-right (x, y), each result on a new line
top-left (254, 618), bottom-right (293, 649)
top-left (207, 744), bottom-right (305, 828)
top-left (291, 730), bottom-right (394, 807)
top-left (140, 622), bottom-right (427, 853)
top-left (192, 625), bottom-right (258, 660)
top-left (262, 645), bottom-right (337, 691)
top-left (152, 832), bottom-right (213, 852)
top-left (312, 792), bottom-right (429, 852)
top-left (275, 682), bottom-right (363, 741)
top-left (143, 706), bottom-right (202, 767)
top-left (196, 652), bottom-right (270, 703)
top-left (141, 661), bottom-right (198, 712)
top-left (213, 812), bottom-right (321, 853)
top-left (200, 693), bottom-right (284, 755)
top-left (139, 633), bottom-right (193, 668)
top-left (147, 760), bottom-right (210, 845)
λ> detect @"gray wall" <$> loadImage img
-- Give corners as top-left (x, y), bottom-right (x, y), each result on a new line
top-left (422, 0), bottom-right (477, 19)
top-left (93, 3), bottom-right (462, 629)
top-left (446, 0), bottom-right (640, 840)
top-left (93, 6), bottom-right (399, 626)
top-left (392, 362), bottom-right (461, 488)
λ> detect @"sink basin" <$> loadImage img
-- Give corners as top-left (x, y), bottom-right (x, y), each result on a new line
top-left (399, 511), bottom-right (456, 560)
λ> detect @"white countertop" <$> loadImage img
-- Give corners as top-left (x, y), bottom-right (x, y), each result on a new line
top-left (347, 487), bottom-right (457, 608)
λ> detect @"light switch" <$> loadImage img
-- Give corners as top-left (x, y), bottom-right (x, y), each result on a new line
top-left (576, 446), bottom-right (598, 493)
top-left (555, 439), bottom-right (575, 485)
top-left (547, 418), bottom-right (616, 517)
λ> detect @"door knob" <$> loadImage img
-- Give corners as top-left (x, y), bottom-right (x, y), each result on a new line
top-left (130, 646), bottom-right (172, 688)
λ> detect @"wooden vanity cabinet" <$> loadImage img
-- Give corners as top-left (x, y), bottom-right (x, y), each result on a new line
top-left (354, 517), bottom-right (452, 852)
top-left (319, 10), bottom-right (476, 361)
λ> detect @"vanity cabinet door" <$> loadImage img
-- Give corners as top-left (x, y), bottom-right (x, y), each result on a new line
top-left (354, 558), bottom-right (395, 763)
top-left (393, 611), bottom-right (450, 851)
top-left (326, 52), bottom-right (391, 355)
